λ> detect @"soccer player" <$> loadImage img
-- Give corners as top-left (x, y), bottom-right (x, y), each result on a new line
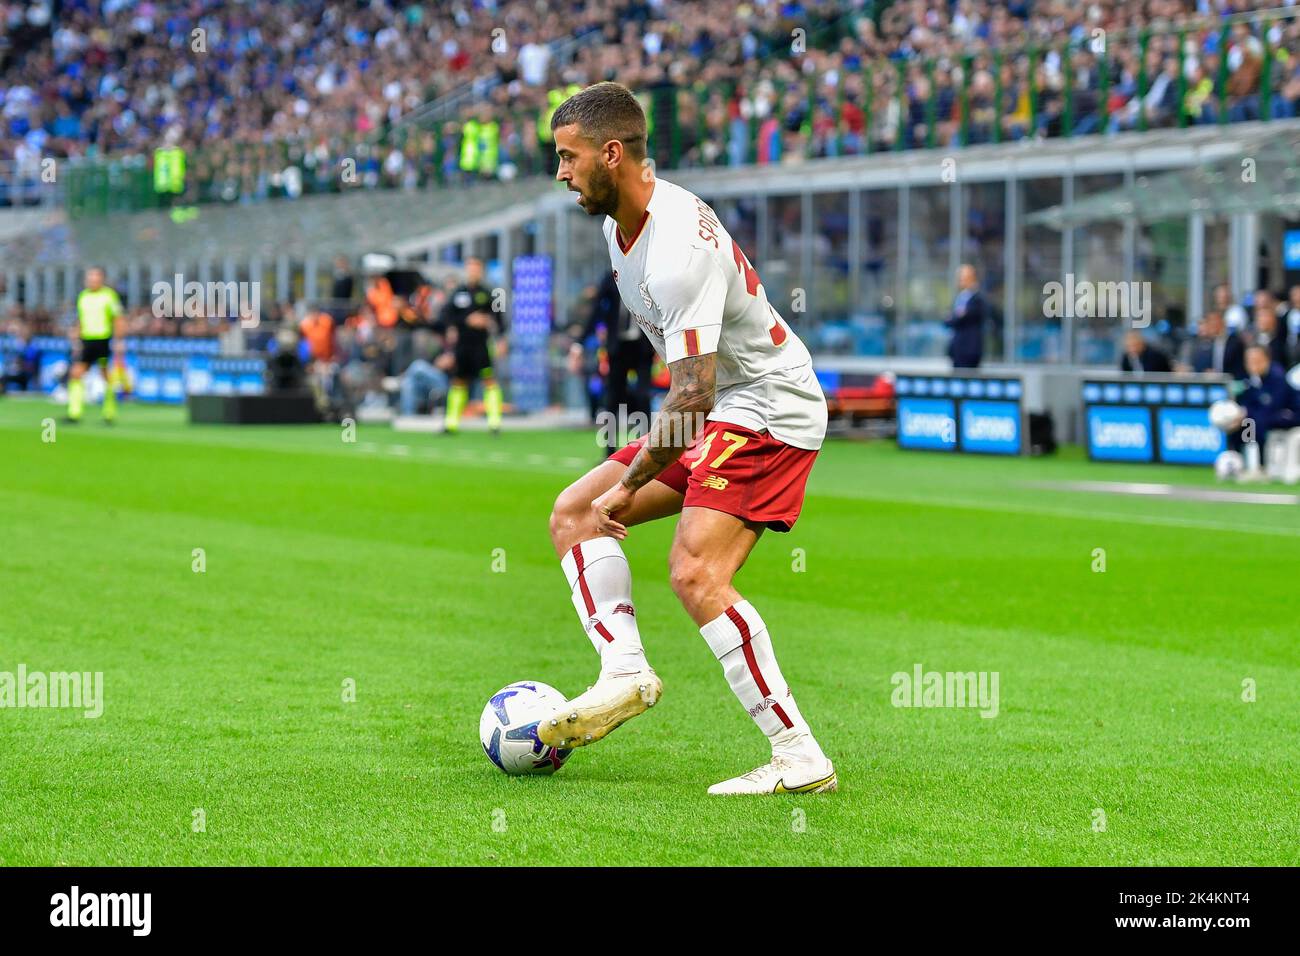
top-left (437, 258), bottom-right (504, 434)
top-left (541, 83), bottom-right (835, 795)
top-left (67, 267), bottom-right (125, 424)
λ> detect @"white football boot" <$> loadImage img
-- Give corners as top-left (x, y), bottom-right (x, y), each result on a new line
top-left (707, 752), bottom-right (837, 795)
top-left (537, 670), bottom-right (663, 749)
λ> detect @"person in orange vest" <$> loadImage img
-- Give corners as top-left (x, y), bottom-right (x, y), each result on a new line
top-left (367, 275), bottom-right (398, 328)
top-left (299, 310), bottom-right (335, 362)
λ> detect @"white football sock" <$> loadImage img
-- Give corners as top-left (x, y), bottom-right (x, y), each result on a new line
top-left (560, 537), bottom-right (648, 679)
top-left (700, 600), bottom-right (824, 761)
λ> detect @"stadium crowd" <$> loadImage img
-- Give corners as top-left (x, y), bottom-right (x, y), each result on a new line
top-left (3, 0), bottom-right (1298, 205)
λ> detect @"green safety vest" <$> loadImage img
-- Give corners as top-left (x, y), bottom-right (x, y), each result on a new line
top-left (479, 120), bottom-right (500, 173)
top-left (538, 84), bottom-right (583, 142)
top-left (460, 119), bottom-right (481, 171)
top-left (153, 146), bottom-right (186, 194)
top-left (636, 91), bottom-right (655, 142)
top-left (77, 287), bottom-right (123, 340)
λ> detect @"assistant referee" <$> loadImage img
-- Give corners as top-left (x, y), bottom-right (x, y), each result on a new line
top-left (68, 267), bottom-right (125, 424)
top-left (437, 257), bottom-right (504, 434)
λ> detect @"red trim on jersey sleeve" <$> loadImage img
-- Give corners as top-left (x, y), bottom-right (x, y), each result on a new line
top-left (665, 324), bottom-right (720, 364)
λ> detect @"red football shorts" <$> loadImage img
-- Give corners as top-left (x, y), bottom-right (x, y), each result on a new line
top-left (606, 420), bottom-right (819, 531)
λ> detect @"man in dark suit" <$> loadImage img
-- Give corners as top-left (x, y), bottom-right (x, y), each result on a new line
top-left (945, 263), bottom-right (987, 369)
top-left (1248, 303), bottom-right (1293, 370)
top-left (580, 270), bottom-right (656, 454)
top-left (1185, 310), bottom-right (1246, 379)
top-left (1230, 345), bottom-right (1300, 452)
top-left (1119, 329), bottom-right (1172, 373)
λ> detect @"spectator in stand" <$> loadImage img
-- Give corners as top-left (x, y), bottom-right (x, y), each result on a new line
top-left (1120, 329), bottom-right (1172, 374)
top-left (1248, 300), bottom-right (1292, 371)
top-left (1184, 310), bottom-right (1246, 379)
top-left (4, 0), bottom-right (1297, 212)
top-left (1283, 284), bottom-right (1300, 344)
top-left (1213, 283), bottom-right (1249, 332)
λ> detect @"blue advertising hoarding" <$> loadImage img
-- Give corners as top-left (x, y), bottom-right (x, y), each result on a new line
top-left (895, 374), bottom-right (1023, 455)
top-left (960, 400), bottom-right (1022, 455)
top-left (1157, 407), bottom-right (1225, 464)
top-left (1087, 405), bottom-right (1154, 461)
top-left (897, 397), bottom-right (957, 451)
top-left (1083, 377), bottom-right (1229, 465)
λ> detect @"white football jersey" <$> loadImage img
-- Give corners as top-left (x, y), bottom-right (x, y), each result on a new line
top-left (601, 177), bottom-right (827, 450)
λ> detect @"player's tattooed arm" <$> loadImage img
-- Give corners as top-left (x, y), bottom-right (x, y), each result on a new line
top-left (620, 351), bottom-right (716, 492)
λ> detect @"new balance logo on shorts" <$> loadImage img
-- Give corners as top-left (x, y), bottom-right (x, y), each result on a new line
top-left (700, 475), bottom-right (728, 490)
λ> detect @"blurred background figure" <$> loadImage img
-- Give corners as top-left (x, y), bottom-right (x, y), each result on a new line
top-left (1119, 329), bottom-right (1172, 374)
top-left (578, 270), bottom-right (655, 455)
top-left (945, 264), bottom-right (987, 370)
top-left (1229, 345), bottom-right (1300, 459)
top-left (1184, 311), bottom-right (1246, 379)
top-left (437, 257), bottom-right (503, 435)
top-left (67, 267), bottom-right (124, 424)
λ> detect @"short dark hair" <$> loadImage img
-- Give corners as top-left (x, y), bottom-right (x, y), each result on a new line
top-left (550, 82), bottom-right (647, 161)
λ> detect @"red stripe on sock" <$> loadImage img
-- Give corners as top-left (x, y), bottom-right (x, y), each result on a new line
top-left (593, 621), bottom-right (616, 643)
top-left (572, 544), bottom-right (596, 615)
top-left (740, 641), bottom-right (772, 697)
top-left (727, 605), bottom-right (772, 697)
top-left (771, 702), bottom-right (794, 729)
top-left (728, 604), bottom-right (792, 727)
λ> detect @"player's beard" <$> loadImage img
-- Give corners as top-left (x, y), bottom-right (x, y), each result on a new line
top-left (580, 164), bottom-right (618, 217)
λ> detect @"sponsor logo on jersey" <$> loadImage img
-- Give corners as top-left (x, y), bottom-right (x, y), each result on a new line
top-left (638, 280), bottom-right (655, 313)
top-left (700, 474), bottom-right (729, 490)
top-left (633, 312), bottom-right (664, 338)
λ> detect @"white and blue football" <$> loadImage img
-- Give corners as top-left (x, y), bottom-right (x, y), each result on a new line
top-left (479, 681), bottom-right (574, 776)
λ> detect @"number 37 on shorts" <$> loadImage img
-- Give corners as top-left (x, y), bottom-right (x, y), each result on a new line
top-left (681, 420), bottom-right (819, 533)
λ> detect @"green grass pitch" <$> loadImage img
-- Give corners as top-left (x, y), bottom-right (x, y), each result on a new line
top-left (1, 399), bottom-right (1296, 866)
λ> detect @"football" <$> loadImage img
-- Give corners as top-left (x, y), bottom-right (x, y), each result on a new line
top-left (479, 681), bottom-right (574, 776)
top-left (1214, 450), bottom-right (1246, 481)
top-left (1209, 400), bottom-right (1244, 432)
